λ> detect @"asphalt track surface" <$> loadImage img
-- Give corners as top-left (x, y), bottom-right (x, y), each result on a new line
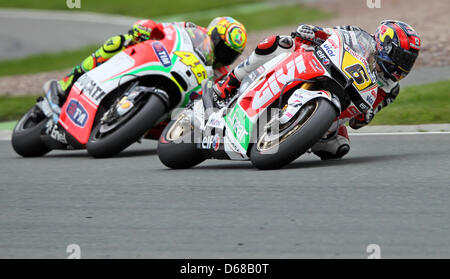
top-left (0, 9), bottom-right (135, 60)
top-left (0, 133), bottom-right (449, 258)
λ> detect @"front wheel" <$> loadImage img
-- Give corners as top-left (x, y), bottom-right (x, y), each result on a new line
top-left (250, 98), bottom-right (337, 170)
top-left (11, 106), bottom-right (51, 157)
top-left (157, 112), bottom-right (206, 169)
top-left (86, 95), bottom-right (167, 158)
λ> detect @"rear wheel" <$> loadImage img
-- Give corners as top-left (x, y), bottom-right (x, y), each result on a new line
top-left (157, 112), bottom-right (205, 169)
top-left (250, 98), bottom-right (337, 170)
top-left (87, 95), bottom-right (167, 158)
top-left (12, 106), bottom-right (51, 157)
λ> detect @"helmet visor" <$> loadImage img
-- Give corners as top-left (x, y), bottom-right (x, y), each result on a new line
top-left (214, 39), bottom-right (240, 66)
top-left (391, 45), bottom-right (418, 72)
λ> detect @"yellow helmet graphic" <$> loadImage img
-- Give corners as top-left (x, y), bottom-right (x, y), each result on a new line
top-left (208, 17), bottom-right (247, 65)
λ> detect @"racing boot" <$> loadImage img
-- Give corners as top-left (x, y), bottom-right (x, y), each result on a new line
top-left (311, 125), bottom-right (350, 160)
top-left (42, 79), bottom-right (65, 112)
top-left (58, 64), bottom-right (85, 100)
top-left (212, 70), bottom-right (241, 108)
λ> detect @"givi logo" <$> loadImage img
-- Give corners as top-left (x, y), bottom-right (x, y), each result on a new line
top-left (252, 55), bottom-right (306, 110)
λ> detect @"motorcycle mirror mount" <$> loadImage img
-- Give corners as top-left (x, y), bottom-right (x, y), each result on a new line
top-left (345, 77), bottom-right (354, 89)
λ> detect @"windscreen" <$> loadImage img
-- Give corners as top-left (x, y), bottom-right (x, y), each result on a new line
top-left (185, 27), bottom-right (214, 66)
top-left (343, 30), bottom-right (377, 76)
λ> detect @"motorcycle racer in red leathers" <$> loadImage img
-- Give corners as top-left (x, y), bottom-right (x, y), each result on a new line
top-left (213, 20), bottom-right (421, 160)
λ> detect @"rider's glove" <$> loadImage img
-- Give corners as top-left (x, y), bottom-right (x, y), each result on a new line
top-left (131, 19), bottom-right (164, 42)
top-left (349, 108), bottom-right (376, 130)
top-left (295, 24), bottom-right (315, 41)
top-left (213, 71), bottom-right (241, 99)
top-left (293, 24), bottom-right (330, 45)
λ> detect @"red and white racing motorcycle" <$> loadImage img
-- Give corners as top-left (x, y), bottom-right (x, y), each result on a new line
top-left (158, 29), bottom-right (379, 169)
top-left (12, 24), bottom-right (214, 157)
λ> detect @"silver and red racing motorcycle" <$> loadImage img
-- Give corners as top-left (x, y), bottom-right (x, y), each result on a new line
top-left (158, 29), bottom-right (379, 169)
top-left (12, 24), bottom-right (214, 158)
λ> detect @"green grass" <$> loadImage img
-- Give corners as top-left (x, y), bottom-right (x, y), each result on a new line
top-left (0, 95), bottom-right (40, 122)
top-left (0, 45), bottom-right (98, 77)
top-left (193, 4), bottom-right (330, 32)
top-left (0, 120), bottom-right (17, 130)
top-left (1, 81), bottom-right (449, 125)
top-left (370, 80), bottom-right (450, 125)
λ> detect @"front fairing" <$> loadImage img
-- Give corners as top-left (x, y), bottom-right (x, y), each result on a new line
top-left (318, 30), bottom-right (379, 114)
top-left (221, 48), bottom-right (327, 157)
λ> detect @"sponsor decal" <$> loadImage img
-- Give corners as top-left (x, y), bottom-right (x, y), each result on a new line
top-left (322, 44), bottom-right (336, 57)
top-left (357, 101), bottom-right (370, 111)
top-left (66, 99), bottom-right (88, 127)
top-left (310, 58), bottom-right (323, 72)
top-left (409, 37), bottom-right (421, 50)
top-left (328, 38), bottom-right (339, 49)
top-left (251, 55), bottom-right (307, 112)
top-left (152, 41), bottom-right (172, 67)
top-left (366, 95), bottom-right (375, 105)
top-left (201, 134), bottom-right (221, 151)
top-left (212, 134), bottom-right (220, 151)
top-left (316, 49), bottom-right (326, 59)
top-left (45, 120), bottom-right (68, 144)
top-left (207, 117), bottom-right (224, 129)
top-left (228, 113), bottom-right (249, 142)
top-left (76, 75), bottom-right (106, 105)
top-left (225, 106), bottom-right (251, 150)
top-left (344, 45), bottom-right (369, 68)
top-left (316, 50), bottom-right (330, 65)
top-left (226, 139), bottom-right (241, 154)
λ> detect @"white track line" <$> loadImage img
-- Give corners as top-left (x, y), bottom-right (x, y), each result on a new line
top-left (349, 132), bottom-right (450, 136)
top-left (1, 131), bottom-right (449, 141)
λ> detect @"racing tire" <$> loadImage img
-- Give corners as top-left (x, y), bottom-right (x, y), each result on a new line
top-left (87, 95), bottom-right (167, 158)
top-left (157, 114), bottom-right (206, 169)
top-left (250, 98), bottom-right (338, 170)
top-left (11, 107), bottom-right (51, 157)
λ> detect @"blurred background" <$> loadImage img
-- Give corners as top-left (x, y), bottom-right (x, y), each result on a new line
top-left (0, 0), bottom-right (448, 126)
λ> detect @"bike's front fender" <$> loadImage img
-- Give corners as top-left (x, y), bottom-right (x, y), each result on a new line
top-left (279, 88), bottom-right (341, 124)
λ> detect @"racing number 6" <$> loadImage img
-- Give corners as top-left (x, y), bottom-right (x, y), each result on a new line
top-left (344, 63), bottom-right (369, 85)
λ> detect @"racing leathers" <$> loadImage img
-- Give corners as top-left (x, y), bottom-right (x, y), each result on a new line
top-left (213, 24), bottom-right (401, 159)
top-left (56, 20), bottom-right (230, 102)
top-left (45, 19), bottom-right (232, 143)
